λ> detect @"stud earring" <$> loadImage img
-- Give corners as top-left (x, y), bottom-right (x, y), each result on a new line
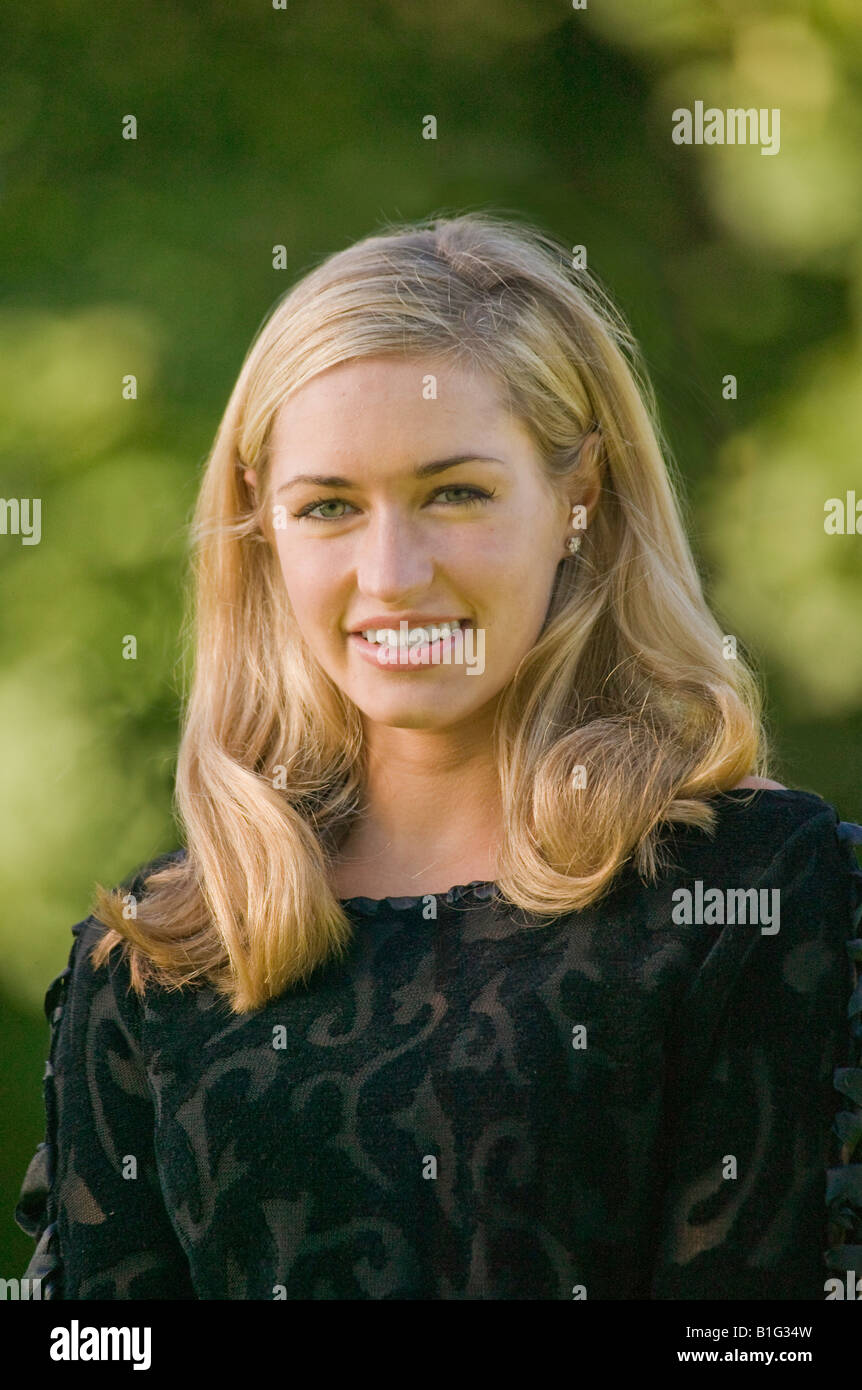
top-left (566, 504), bottom-right (584, 557)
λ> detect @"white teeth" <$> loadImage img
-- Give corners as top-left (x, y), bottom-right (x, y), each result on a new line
top-left (361, 620), bottom-right (463, 646)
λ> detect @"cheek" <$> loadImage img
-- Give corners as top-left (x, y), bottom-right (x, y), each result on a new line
top-left (470, 531), bottom-right (555, 611)
top-left (273, 541), bottom-right (336, 627)
top-left (481, 561), bottom-right (562, 666)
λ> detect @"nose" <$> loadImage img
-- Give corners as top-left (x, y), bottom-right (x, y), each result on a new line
top-left (355, 508), bottom-right (435, 602)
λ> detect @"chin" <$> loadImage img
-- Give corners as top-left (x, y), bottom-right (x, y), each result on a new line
top-left (358, 701), bottom-right (468, 730)
top-left (347, 685), bottom-right (483, 730)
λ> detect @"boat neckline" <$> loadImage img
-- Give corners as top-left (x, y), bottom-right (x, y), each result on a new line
top-left (337, 786), bottom-right (804, 911)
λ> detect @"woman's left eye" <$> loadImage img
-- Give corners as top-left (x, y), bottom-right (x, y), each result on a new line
top-left (431, 486), bottom-right (496, 507)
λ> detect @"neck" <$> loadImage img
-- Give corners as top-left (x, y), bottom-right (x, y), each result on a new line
top-left (336, 711), bottom-right (504, 887)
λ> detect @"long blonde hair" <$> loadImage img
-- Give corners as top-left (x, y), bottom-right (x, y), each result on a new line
top-left (91, 210), bottom-right (767, 1013)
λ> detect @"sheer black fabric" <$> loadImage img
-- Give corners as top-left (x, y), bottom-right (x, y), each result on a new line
top-left (15, 788), bottom-right (862, 1299)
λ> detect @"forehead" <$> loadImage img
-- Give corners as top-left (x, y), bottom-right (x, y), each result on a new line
top-left (267, 356), bottom-right (528, 463)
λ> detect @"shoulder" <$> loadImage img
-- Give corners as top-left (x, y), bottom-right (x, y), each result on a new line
top-left (728, 778), bottom-right (784, 789)
top-left (46, 847), bottom-right (188, 1042)
top-left (656, 784), bottom-right (862, 1072)
top-left (660, 783), bottom-right (860, 906)
top-left (117, 845), bottom-right (188, 900)
top-left (730, 776), bottom-right (788, 791)
top-left (709, 782), bottom-right (839, 856)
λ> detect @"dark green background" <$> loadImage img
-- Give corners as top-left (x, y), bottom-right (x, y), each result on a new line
top-left (2, 0), bottom-right (860, 1276)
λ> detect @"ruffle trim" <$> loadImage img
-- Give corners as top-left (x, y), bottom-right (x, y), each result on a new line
top-left (13, 917), bottom-right (92, 1299)
top-left (825, 818), bottom-right (862, 1276)
top-left (342, 878), bottom-right (497, 916)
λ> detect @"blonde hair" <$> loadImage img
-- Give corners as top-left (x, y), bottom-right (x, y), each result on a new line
top-left (91, 210), bottom-right (767, 1013)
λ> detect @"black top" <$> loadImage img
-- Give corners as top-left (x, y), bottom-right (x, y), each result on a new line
top-left (15, 788), bottom-right (862, 1300)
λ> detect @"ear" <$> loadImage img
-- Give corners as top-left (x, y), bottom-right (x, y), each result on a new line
top-left (567, 430), bottom-right (603, 522)
top-left (243, 467), bottom-right (257, 489)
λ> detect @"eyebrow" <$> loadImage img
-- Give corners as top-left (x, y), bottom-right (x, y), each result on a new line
top-left (274, 455), bottom-right (506, 495)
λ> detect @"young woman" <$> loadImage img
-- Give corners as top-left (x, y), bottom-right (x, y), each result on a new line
top-left (16, 212), bottom-right (862, 1300)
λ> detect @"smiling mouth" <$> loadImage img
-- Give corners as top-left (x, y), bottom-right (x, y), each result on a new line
top-left (352, 619), bottom-right (471, 649)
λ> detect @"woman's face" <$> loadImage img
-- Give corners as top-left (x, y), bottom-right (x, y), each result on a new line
top-left (254, 355), bottom-right (579, 733)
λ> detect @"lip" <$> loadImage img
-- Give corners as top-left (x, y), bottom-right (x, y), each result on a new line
top-left (346, 615), bottom-right (469, 635)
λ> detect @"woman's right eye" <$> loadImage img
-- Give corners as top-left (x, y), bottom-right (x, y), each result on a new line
top-left (293, 498), bottom-right (354, 521)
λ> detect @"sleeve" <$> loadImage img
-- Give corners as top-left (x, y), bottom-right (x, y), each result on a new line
top-left (14, 898), bottom-right (198, 1300)
top-left (649, 802), bottom-right (862, 1300)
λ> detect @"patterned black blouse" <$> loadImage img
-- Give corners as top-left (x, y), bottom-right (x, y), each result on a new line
top-left (14, 788), bottom-right (862, 1300)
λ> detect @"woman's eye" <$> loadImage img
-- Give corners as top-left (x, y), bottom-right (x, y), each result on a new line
top-left (293, 486), bottom-right (496, 522)
top-left (432, 486), bottom-right (496, 506)
top-left (294, 498), bottom-right (354, 521)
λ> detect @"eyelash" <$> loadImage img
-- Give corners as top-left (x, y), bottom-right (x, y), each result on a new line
top-left (292, 485), bottom-right (498, 522)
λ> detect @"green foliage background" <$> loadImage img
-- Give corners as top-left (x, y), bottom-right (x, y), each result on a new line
top-left (2, 0), bottom-right (861, 1275)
